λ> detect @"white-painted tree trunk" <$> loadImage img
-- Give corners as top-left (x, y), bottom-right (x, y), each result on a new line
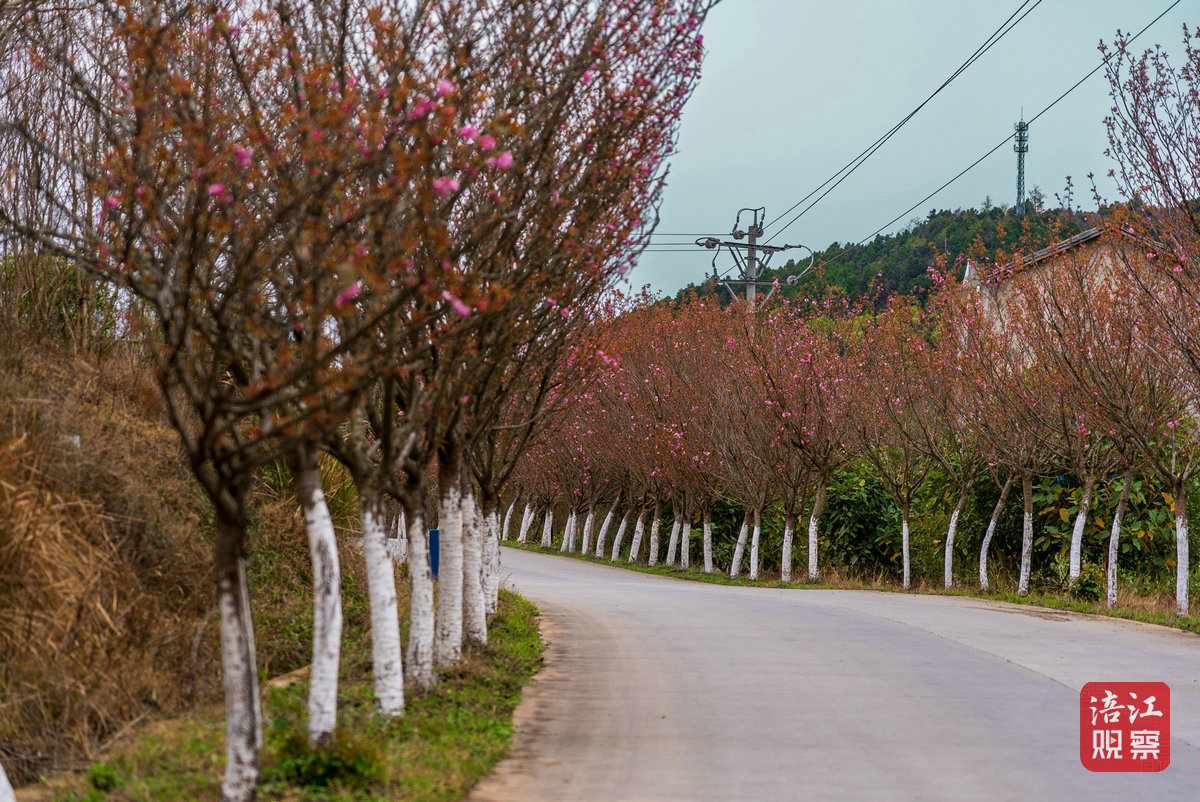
top-left (610, 510), bottom-right (631, 561)
top-left (943, 483), bottom-right (970, 589)
top-left (516, 503), bottom-right (533, 543)
top-left (0, 760), bottom-right (13, 802)
top-left (647, 504), bottom-right (663, 566)
top-left (483, 506), bottom-right (502, 616)
top-left (748, 509), bottom-right (761, 581)
top-left (462, 490), bottom-right (488, 648)
top-left (580, 506), bottom-right (596, 554)
top-left (730, 513), bottom-right (749, 578)
top-left (1018, 473), bottom-right (1034, 598)
top-left (1107, 468), bottom-right (1133, 610)
top-left (360, 494), bottom-right (404, 715)
top-left (665, 517), bottom-right (681, 565)
top-left (781, 515), bottom-right (795, 582)
top-left (540, 509), bottom-right (554, 549)
top-left (901, 514), bottom-right (911, 590)
top-left (434, 481), bottom-right (465, 666)
top-left (702, 507), bottom-right (713, 574)
top-left (1068, 475), bottom-right (1095, 583)
top-left (594, 502), bottom-right (616, 557)
top-left (1173, 480), bottom-right (1190, 616)
top-left (387, 511), bottom-right (408, 563)
top-left (979, 475), bottom-right (1013, 590)
top-left (808, 481), bottom-right (826, 581)
top-left (561, 509), bottom-right (577, 553)
top-left (294, 453), bottom-right (343, 741)
top-left (628, 508), bottom-right (649, 562)
top-left (501, 501), bottom-right (516, 541)
top-left (215, 520), bottom-right (261, 802)
top-left (680, 519), bottom-right (692, 570)
top-left (405, 513), bottom-right (435, 690)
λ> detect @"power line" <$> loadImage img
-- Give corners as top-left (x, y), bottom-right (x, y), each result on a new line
top-left (814, 0), bottom-right (1183, 273)
top-left (762, 0), bottom-right (1045, 244)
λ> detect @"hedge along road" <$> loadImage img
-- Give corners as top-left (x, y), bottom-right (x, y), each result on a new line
top-left (469, 547), bottom-right (1200, 802)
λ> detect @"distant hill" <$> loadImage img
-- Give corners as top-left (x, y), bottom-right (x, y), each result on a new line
top-left (672, 202), bottom-right (1096, 305)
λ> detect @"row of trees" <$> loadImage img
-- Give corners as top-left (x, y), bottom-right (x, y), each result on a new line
top-left (507, 220), bottom-right (1198, 611)
top-left (0, 1), bottom-right (714, 799)
top-left (501, 26), bottom-right (1200, 622)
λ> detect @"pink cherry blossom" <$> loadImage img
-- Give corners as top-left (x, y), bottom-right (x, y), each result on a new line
top-left (335, 280), bottom-right (361, 306)
top-left (442, 290), bottom-right (471, 317)
top-left (432, 176), bottom-right (460, 198)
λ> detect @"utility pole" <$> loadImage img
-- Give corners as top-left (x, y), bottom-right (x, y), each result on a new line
top-left (695, 207), bottom-right (810, 311)
top-left (744, 213), bottom-right (760, 308)
top-left (1014, 117), bottom-right (1029, 215)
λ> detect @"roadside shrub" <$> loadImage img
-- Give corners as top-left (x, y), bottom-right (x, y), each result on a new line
top-left (264, 725), bottom-right (386, 791)
top-left (1071, 562), bottom-right (1105, 603)
top-left (88, 761), bottom-right (120, 792)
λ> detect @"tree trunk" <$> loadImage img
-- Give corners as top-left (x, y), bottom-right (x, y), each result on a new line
top-left (561, 509), bottom-right (577, 553)
top-left (482, 502), bottom-right (502, 617)
top-left (647, 502), bottom-right (663, 566)
top-left (1107, 468), bottom-right (1133, 610)
top-left (665, 517), bottom-right (681, 565)
top-left (214, 516), bottom-right (261, 802)
top-left (359, 489), bottom-right (403, 715)
top-left (540, 509), bottom-right (554, 548)
top-left (1173, 478), bottom-right (1190, 616)
top-left (979, 475), bottom-right (1013, 590)
top-left (702, 506), bottom-right (713, 574)
top-left (0, 760), bottom-right (12, 802)
top-left (901, 511), bottom-right (911, 590)
top-left (610, 510), bottom-right (632, 561)
top-left (1069, 474), bottom-right (1095, 583)
top-left (749, 508), bottom-right (761, 581)
top-left (944, 481), bottom-right (970, 589)
top-left (594, 501), bottom-right (617, 557)
top-left (680, 518), bottom-right (691, 570)
top-left (1018, 472), bottom-right (1034, 597)
top-left (293, 448), bottom-right (343, 740)
top-left (501, 500), bottom-right (516, 541)
top-left (580, 505), bottom-right (596, 554)
top-left (516, 503), bottom-right (533, 543)
top-left (781, 514), bottom-right (794, 583)
top-left (628, 508), bottom-right (649, 562)
top-left (730, 512), bottom-right (749, 578)
top-left (462, 488), bottom-right (488, 648)
top-left (434, 467), bottom-right (465, 666)
top-left (808, 480), bottom-right (826, 581)
top-left (405, 512), bottom-right (435, 690)
top-left (386, 507), bottom-right (408, 563)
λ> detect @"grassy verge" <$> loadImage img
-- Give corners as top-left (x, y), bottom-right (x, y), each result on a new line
top-left (506, 540), bottom-right (1200, 636)
top-left (34, 589), bottom-right (542, 802)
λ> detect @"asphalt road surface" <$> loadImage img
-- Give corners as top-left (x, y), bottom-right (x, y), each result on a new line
top-left (469, 547), bottom-right (1200, 801)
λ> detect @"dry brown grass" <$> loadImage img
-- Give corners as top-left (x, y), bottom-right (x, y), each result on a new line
top-left (0, 331), bottom-right (379, 788)
top-left (0, 338), bottom-right (219, 785)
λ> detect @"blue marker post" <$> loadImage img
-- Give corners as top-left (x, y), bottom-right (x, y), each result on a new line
top-left (429, 528), bottom-right (440, 578)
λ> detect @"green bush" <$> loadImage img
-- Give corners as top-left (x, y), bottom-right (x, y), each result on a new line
top-left (264, 725), bottom-right (386, 791)
top-left (1071, 562), bottom-right (1105, 603)
top-left (88, 761), bottom-right (120, 792)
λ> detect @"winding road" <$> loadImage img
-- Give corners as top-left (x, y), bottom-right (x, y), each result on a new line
top-left (470, 547), bottom-right (1200, 801)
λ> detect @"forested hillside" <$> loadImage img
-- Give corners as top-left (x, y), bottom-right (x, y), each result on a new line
top-left (675, 202), bottom-right (1095, 303)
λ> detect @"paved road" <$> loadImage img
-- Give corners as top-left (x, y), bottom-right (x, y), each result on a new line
top-left (470, 547), bottom-right (1200, 801)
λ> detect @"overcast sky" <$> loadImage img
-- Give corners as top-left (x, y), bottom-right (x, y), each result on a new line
top-left (633, 0), bottom-right (1192, 296)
